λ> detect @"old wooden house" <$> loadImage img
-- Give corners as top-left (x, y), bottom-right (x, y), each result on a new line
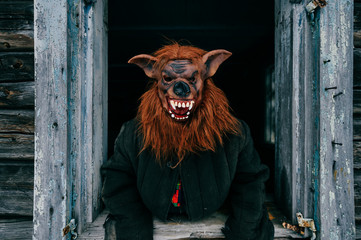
top-left (0, 0), bottom-right (358, 239)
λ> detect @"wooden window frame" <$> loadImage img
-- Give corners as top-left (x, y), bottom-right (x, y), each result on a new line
top-left (33, 0), bottom-right (355, 239)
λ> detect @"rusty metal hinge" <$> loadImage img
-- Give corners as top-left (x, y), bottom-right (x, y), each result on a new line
top-left (306, 0), bottom-right (327, 13)
top-left (63, 219), bottom-right (78, 239)
top-left (297, 213), bottom-right (316, 240)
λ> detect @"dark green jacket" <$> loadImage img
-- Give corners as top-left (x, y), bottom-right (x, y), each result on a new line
top-left (101, 119), bottom-right (274, 239)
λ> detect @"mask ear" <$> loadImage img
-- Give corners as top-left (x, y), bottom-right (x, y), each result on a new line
top-left (128, 54), bottom-right (158, 78)
top-left (202, 50), bottom-right (232, 79)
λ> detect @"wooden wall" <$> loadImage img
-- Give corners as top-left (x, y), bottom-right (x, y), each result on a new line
top-left (0, 0), bottom-right (34, 239)
top-left (355, 0), bottom-right (361, 231)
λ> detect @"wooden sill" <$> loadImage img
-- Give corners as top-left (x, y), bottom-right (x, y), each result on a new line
top-left (78, 198), bottom-right (308, 240)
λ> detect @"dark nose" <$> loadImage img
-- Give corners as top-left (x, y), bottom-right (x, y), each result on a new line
top-left (173, 81), bottom-right (190, 97)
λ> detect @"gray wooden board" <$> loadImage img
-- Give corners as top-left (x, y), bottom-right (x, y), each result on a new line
top-left (0, 162), bottom-right (33, 216)
top-left (355, 118), bottom-right (361, 140)
top-left (0, 1), bottom-right (33, 19)
top-left (0, 218), bottom-right (33, 240)
top-left (0, 109), bottom-right (34, 133)
top-left (0, 82), bottom-right (34, 108)
top-left (355, 141), bottom-right (361, 166)
top-left (0, 133), bottom-right (34, 160)
top-left (318, 0), bottom-right (355, 239)
top-left (275, 0), bottom-right (317, 229)
top-left (0, 53), bottom-right (34, 82)
top-left (355, 49), bottom-right (361, 87)
top-left (356, 2), bottom-right (361, 31)
top-left (0, 31), bottom-right (34, 52)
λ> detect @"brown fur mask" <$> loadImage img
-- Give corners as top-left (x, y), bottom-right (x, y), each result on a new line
top-left (129, 43), bottom-right (241, 166)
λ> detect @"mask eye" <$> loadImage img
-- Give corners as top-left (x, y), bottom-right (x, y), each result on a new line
top-left (188, 77), bottom-right (196, 82)
top-left (163, 76), bottom-right (172, 82)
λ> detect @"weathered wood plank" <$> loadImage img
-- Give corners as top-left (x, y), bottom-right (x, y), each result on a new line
top-left (275, 1), bottom-right (316, 231)
top-left (355, 90), bottom-right (361, 117)
top-left (0, 31), bottom-right (34, 52)
top-left (0, 1), bottom-right (33, 31)
top-left (0, 134), bottom-right (34, 160)
top-left (0, 53), bottom-right (34, 82)
top-left (318, 1), bottom-right (355, 239)
top-left (0, 82), bottom-right (34, 108)
top-left (355, 49), bottom-right (361, 87)
top-left (0, 162), bottom-right (33, 216)
top-left (0, 1), bottom-right (33, 19)
top-left (0, 19), bottom-right (33, 31)
top-left (355, 32), bottom-right (361, 48)
top-left (355, 2), bottom-right (361, 32)
top-left (355, 119), bottom-right (361, 140)
top-left (0, 218), bottom-right (32, 240)
top-left (354, 141), bottom-right (361, 167)
top-left (0, 110), bottom-right (34, 133)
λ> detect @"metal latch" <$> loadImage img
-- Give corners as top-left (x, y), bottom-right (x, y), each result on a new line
top-left (306, 0), bottom-right (327, 13)
top-left (297, 213), bottom-right (316, 240)
top-left (62, 219), bottom-right (78, 239)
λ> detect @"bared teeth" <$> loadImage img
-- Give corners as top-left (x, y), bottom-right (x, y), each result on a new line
top-left (170, 100), bottom-right (176, 110)
top-left (182, 102), bottom-right (185, 108)
top-left (178, 102), bottom-right (182, 108)
top-left (189, 101), bottom-right (193, 110)
top-left (186, 102), bottom-right (190, 107)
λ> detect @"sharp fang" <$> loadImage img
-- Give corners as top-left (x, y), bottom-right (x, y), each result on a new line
top-left (189, 102), bottom-right (193, 110)
top-left (171, 114), bottom-right (175, 118)
top-left (178, 102), bottom-right (182, 108)
top-left (187, 112), bottom-right (190, 115)
top-left (169, 110), bottom-right (172, 114)
top-left (185, 116), bottom-right (189, 119)
top-left (182, 102), bottom-right (185, 108)
top-left (186, 102), bottom-right (190, 107)
top-left (171, 102), bottom-right (176, 110)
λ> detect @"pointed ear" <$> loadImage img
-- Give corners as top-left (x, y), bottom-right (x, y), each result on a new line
top-left (128, 54), bottom-right (158, 78)
top-left (202, 50), bottom-right (232, 78)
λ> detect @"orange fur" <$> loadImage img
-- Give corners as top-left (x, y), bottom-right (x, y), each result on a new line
top-left (136, 43), bottom-right (242, 165)
top-left (137, 80), bottom-right (241, 166)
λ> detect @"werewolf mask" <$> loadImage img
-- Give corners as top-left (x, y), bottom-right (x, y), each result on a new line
top-left (129, 43), bottom-right (241, 165)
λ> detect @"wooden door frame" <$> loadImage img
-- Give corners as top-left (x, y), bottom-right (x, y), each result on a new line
top-left (275, 0), bottom-right (355, 239)
top-left (33, 0), bottom-right (355, 239)
top-left (33, 0), bottom-right (107, 238)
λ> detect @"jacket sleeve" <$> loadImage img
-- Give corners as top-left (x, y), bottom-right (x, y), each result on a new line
top-left (101, 123), bottom-right (153, 240)
top-left (223, 121), bottom-right (274, 240)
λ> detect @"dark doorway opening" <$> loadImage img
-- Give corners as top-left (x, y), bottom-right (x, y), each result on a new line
top-left (108, 0), bottom-right (275, 192)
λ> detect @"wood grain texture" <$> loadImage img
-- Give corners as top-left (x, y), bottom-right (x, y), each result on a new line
top-left (0, 31), bottom-right (34, 52)
top-left (355, 118), bottom-right (361, 140)
top-left (0, 1), bottom-right (33, 31)
top-left (0, 162), bottom-right (33, 216)
top-left (34, 0), bottom-right (108, 238)
top-left (355, 32), bottom-right (361, 48)
top-left (0, 110), bottom-right (34, 133)
top-left (354, 141), bottom-right (361, 167)
top-left (356, 2), bottom-right (361, 32)
top-left (355, 49), bottom-right (361, 87)
top-left (34, 0), bottom-right (70, 239)
top-left (0, 82), bottom-right (34, 108)
top-left (318, 0), bottom-right (355, 239)
top-left (0, 52), bottom-right (34, 82)
top-left (0, 134), bottom-right (34, 160)
top-left (275, 0), bottom-right (316, 230)
top-left (0, 218), bottom-right (32, 240)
